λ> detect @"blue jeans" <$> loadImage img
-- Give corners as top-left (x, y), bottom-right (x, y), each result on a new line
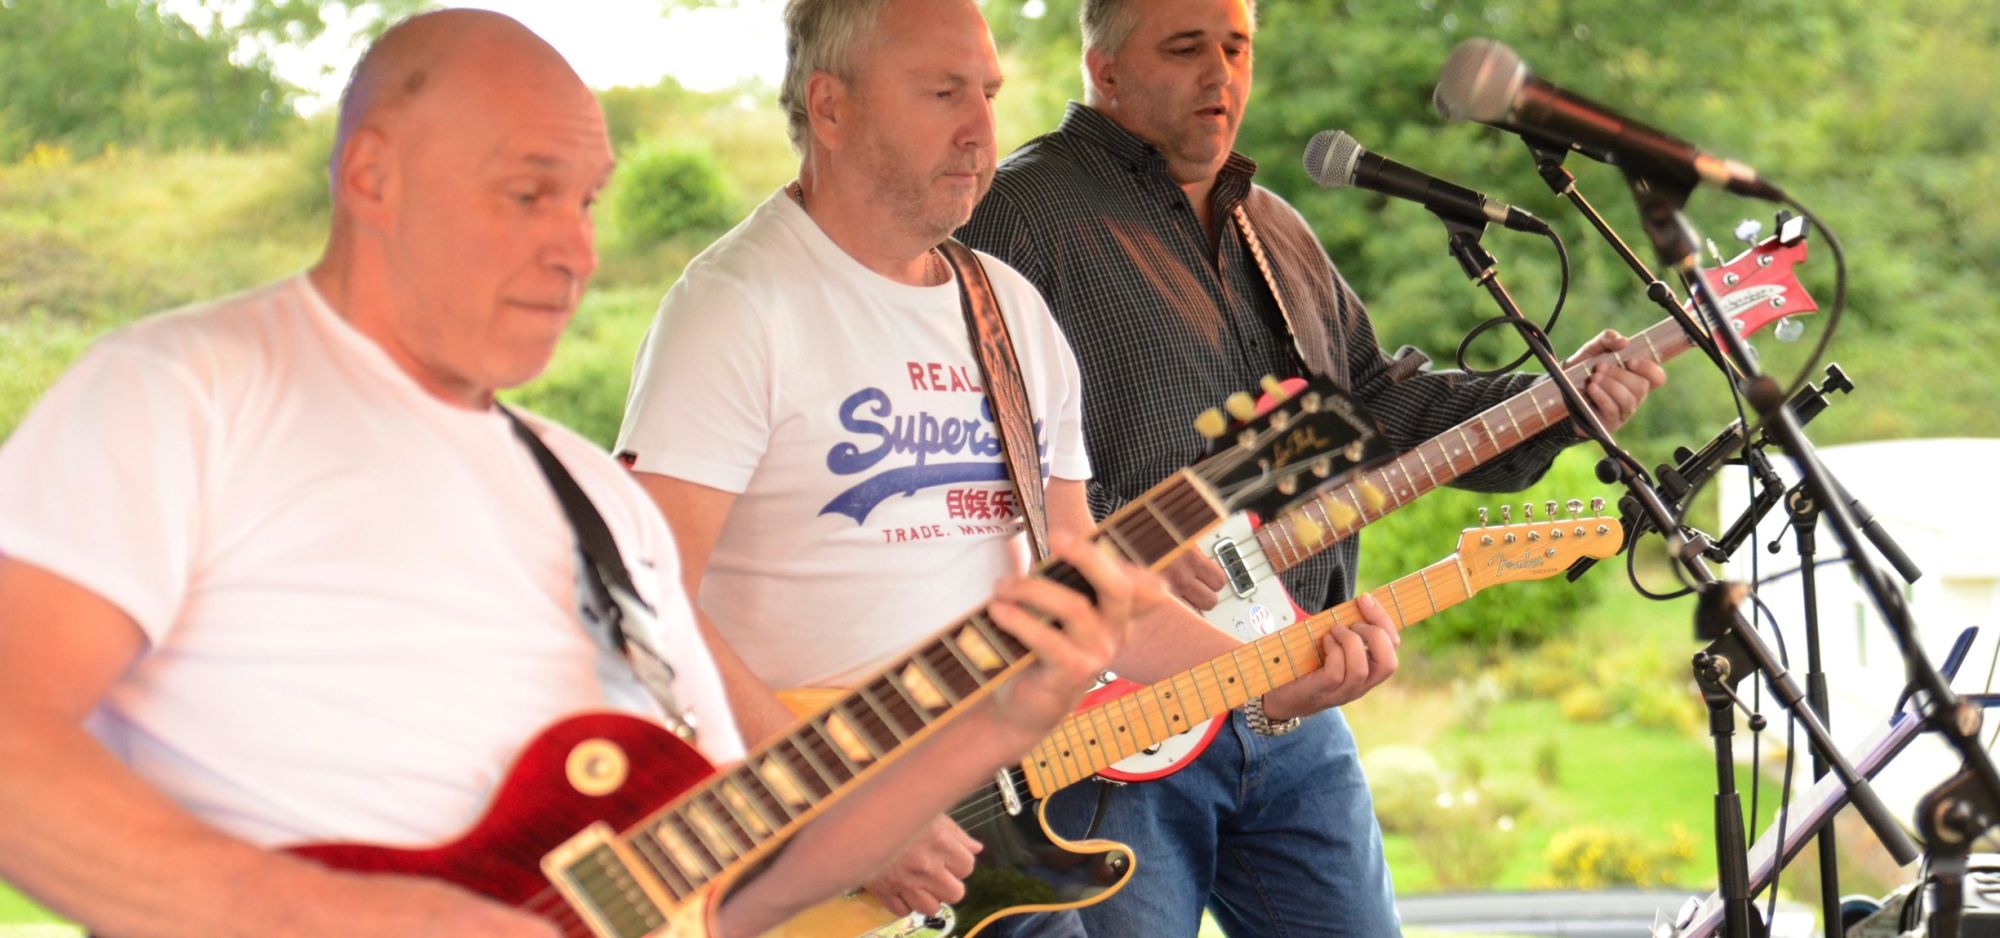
top-left (1039, 708), bottom-right (1400, 937)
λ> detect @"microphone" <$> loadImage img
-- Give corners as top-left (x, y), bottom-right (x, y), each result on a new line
top-left (1303, 129), bottom-right (1551, 235)
top-left (1434, 38), bottom-right (1785, 202)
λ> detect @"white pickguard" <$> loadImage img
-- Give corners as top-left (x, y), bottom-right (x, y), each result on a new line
top-left (1097, 513), bottom-right (1300, 781)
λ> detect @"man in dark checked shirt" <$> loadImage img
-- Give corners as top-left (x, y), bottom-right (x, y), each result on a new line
top-left (957, 0), bottom-right (1666, 934)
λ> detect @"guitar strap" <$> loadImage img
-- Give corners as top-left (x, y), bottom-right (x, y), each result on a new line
top-left (1231, 203), bottom-right (1315, 377)
top-left (502, 407), bottom-right (699, 744)
top-left (938, 239), bottom-right (1051, 562)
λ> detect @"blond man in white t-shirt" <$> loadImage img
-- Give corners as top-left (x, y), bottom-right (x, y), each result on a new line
top-left (0, 10), bottom-right (1146, 938)
top-left (617, 0), bottom-right (1407, 927)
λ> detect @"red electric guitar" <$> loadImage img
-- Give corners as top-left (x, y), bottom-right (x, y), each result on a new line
top-left (1092, 214), bottom-right (1820, 783)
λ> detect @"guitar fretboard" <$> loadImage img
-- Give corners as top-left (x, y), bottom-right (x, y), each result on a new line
top-left (1020, 554), bottom-right (1473, 797)
top-left (1255, 317), bottom-right (1689, 572)
top-left (601, 469), bottom-right (1226, 905)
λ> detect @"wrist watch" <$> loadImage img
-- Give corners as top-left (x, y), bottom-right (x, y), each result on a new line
top-left (1243, 695), bottom-right (1303, 737)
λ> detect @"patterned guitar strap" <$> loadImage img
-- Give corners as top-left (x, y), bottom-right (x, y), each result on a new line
top-left (1231, 203), bottom-right (1318, 378)
top-left (937, 239), bottom-right (1051, 562)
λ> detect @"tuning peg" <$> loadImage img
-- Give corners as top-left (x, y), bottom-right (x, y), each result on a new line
top-left (1734, 219), bottom-right (1764, 245)
top-left (1224, 392), bottom-right (1257, 423)
top-left (1545, 500), bottom-right (1559, 520)
top-left (1291, 512), bottom-right (1325, 547)
top-left (1299, 392), bottom-right (1323, 413)
top-left (1590, 497), bottom-right (1605, 517)
top-left (1522, 501), bottom-right (1535, 520)
top-left (1311, 458), bottom-right (1334, 478)
top-left (1478, 506), bottom-right (1489, 527)
top-left (1260, 374), bottom-right (1287, 401)
top-left (1566, 498), bottom-right (1584, 519)
top-left (1774, 317), bottom-right (1805, 343)
top-left (1193, 408), bottom-right (1228, 440)
top-left (1277, 476), bottom-right (1299, 497)
top-left (1500, 504), bottom-right (1512, 523)
top-left (1358, 480), bottom-right (1387, 511)
top-left (1705, 238), bottom-right (1724, 266)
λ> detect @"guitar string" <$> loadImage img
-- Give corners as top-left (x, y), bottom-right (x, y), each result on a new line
top-left (902, 529), bottom-right (1607, 835)
top-left (1244, 326), bottom-right (1676, 572)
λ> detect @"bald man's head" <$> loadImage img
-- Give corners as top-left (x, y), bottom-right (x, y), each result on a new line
top-left (329, 10), bottom-right (592, 194)
top-left (312, 9), bottom-right (614, 408)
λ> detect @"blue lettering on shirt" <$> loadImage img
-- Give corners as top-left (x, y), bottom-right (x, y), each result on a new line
top-left (820, 388), bottom-right (1048, 524)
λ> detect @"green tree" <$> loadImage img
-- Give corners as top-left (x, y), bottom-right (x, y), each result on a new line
top-left (0, 0), bottom-right (293, 160)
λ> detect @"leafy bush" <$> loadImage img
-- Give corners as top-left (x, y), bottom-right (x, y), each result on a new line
top-left (1537, 823), bottom-right (1698, 889)
top-left (1362, 745), bottom-right (1445, 836)
top-left (607, 142), bottom-right (738, 249)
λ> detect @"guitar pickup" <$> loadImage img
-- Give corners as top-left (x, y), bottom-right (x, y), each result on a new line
top-left (1211, 536), bottom-right (1259, 599)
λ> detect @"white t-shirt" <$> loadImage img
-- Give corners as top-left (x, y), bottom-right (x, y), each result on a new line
top-left (617, 192), bottom-right (1090, 689)
top-left (0, 276), bottom-right (743, 848)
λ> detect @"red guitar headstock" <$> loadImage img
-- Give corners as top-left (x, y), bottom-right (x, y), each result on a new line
top-left (1695, 214), bottom-right (1817, 340)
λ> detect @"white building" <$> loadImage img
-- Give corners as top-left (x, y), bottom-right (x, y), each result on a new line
top-left (1718, 438), bottom-right (2000, 835)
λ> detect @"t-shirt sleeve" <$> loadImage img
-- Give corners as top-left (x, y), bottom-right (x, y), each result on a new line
top-left (615, 272), bottom-right (776, 494)
top-left (0, 339), bottom-right (211, 645)
top-left (1047, 316), bottom-right (1091, 483)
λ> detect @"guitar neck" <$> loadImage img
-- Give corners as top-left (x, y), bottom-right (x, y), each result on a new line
top-left (1256, 317), bottom-right (1691, 573)
top-left (1018, 552), bottom-right (1474, 799)
top-left (592, 470), bottom-right (1226, 905)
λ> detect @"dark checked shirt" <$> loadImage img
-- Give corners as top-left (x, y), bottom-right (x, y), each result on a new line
top-left (959, 103), bottom-right (1573, 611)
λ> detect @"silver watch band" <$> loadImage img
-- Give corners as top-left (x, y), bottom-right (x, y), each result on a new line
top-left (1244, 695), bottom-right (1303, 737)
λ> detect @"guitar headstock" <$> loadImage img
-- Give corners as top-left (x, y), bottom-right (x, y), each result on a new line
top-left (1191, 375), bottom-right (1393, 521)
top-left (1458, 498), bottom-right (1624, 592)
top-left (1695, 213), bottom-right (1817, 340)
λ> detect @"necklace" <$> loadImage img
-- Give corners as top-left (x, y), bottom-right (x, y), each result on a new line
top-left (788, 181), bottom-right (949, 286)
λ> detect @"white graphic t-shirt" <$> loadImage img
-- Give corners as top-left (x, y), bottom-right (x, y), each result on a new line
top-left (618, 192), bottom-right (1091, 689)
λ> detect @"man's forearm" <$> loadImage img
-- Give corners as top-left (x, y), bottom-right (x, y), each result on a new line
top-left (1105, 597), bottom-right (1242, 683)
top-left (0, 717), bottom-right (347, 937)
top-left (691, 609), bottom-right (805, 746)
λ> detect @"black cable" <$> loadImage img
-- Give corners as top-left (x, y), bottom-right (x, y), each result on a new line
top-left (1777, 197), bottom-right (1848, 406)
top-left (1752, 556), bottom-right (1856, 589)
top-left (1454, 225), bottom-right (1571, 376)
top-left (1748, 591), bottom-right (1799, 929)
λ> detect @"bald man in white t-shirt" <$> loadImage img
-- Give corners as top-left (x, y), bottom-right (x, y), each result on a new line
top-left (0, 10), bottom-right (1144, 938)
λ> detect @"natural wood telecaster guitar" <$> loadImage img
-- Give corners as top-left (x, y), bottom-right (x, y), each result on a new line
top-left (786, 508), bottom-right (1623, 937)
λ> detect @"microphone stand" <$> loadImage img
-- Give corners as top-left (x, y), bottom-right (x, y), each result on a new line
top-left (1500, 148), bottom-right (1922, 937)
top-left (1619, 172), bottom-right (1980, 934)
top-left (1704, 366), bottom-right (1854, 933)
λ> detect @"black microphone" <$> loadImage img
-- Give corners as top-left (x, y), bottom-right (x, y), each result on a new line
top-left (1434, 38), bottom-right (1786, 202)
top-left (1302, 129), bottom-right (1551, 234)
